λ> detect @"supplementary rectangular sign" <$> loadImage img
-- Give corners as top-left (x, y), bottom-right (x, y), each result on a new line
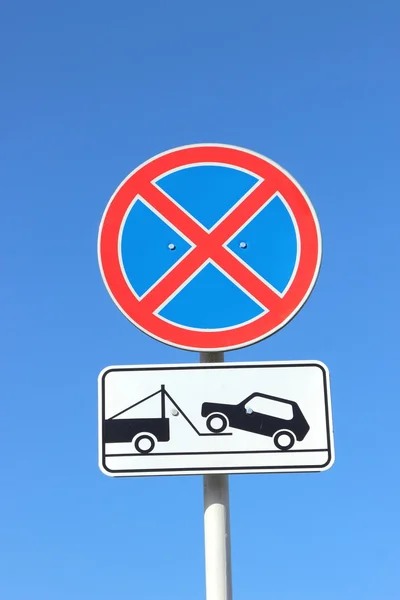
top-left (98, 361), bottom-right (334, 477)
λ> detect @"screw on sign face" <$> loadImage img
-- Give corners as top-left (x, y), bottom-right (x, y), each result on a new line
top-left (98, 144), bottom-right (322, 352)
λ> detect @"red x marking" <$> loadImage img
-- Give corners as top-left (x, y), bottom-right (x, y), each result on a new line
top-left (138, 178), bottom-right (281, 314)
top-left (98, 144), bottom-right (321, 351)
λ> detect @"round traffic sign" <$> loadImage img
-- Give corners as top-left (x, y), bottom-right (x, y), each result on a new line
top-left (98, 144), bottom-right (321, 351)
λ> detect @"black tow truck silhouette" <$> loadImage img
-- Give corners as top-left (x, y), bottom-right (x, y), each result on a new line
top-left (202, 392), bottom-right (309, 451)
top-left (104, 385), bottom-right (170, 454)
top-left (104, 384), bottom-right (232, 454)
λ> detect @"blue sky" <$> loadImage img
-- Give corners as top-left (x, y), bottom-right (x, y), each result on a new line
top-left (1, 1), bottom-right (399, 598)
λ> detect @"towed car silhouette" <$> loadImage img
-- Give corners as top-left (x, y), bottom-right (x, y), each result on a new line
top-left (201, 392), bottom-right (309, 450)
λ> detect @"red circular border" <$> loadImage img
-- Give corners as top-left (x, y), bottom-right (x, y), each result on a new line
top-left (98, 145), bottom-right (321, 351)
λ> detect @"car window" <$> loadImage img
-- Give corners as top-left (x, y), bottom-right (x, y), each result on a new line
top-left (245, 397), bottom-right (294, 420)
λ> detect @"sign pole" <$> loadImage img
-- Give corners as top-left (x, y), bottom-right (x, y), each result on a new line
top-left (200, 351), bottom-right (233, 600)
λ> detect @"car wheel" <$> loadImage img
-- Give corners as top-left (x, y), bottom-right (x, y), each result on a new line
top-left (273, 430), bottom-right (295, 451)
top-left (134, 434), bottom-right (156, 454)
top-left (206, 413), bottom-right (228, 433)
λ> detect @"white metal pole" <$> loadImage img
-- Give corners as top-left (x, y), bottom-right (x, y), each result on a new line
top-left (200, 351), bottom-right (233, 600)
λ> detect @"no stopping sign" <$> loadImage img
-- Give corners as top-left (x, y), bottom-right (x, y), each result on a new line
top-left (98, 144), bottom-right (321, 351)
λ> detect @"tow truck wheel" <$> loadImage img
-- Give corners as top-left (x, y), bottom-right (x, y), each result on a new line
top-left (134, 434), bottom-right (155, 454)
top-left (273, 430), bottom-right (295, 451)
top-left (206, 413), bottom-right (228, 433)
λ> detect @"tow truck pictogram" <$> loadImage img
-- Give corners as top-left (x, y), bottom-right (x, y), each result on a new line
top-left (104, 385), bottom-right (232, 454)
top-left (104, 386), bottom-right (310, 454)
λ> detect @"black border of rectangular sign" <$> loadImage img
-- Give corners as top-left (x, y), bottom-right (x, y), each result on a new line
top-left (99, 362), bottom-right (333, 476)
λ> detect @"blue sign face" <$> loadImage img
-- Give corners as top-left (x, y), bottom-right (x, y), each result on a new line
top-left (120, 164), bottom-right (298, 331)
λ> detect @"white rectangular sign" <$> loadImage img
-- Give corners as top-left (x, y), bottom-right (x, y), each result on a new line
top-left (98, 361), bottom-right (334, 477)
